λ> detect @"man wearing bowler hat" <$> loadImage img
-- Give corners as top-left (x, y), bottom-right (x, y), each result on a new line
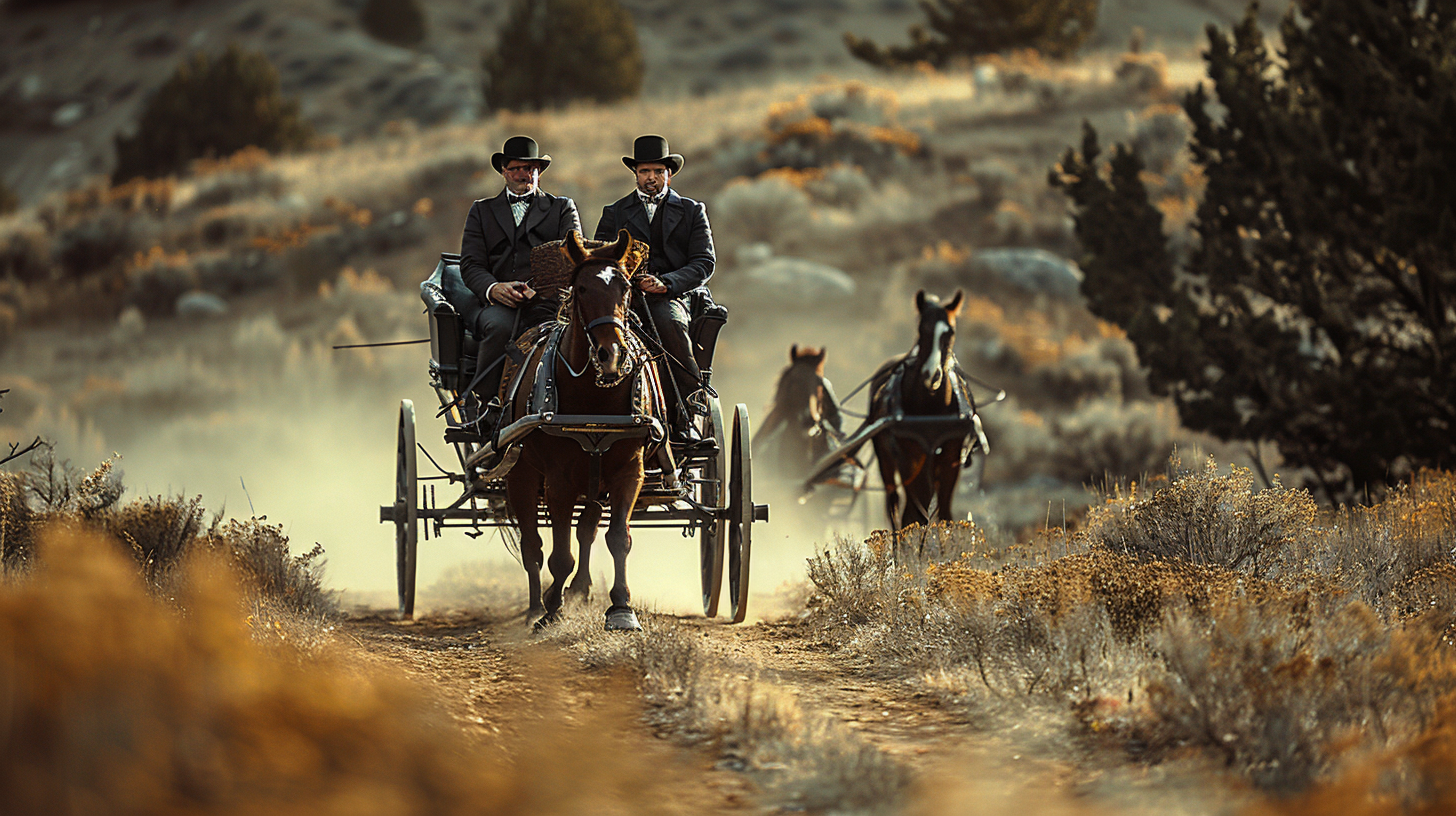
top-left (460, 135), bottom-right (581, 426)
top-left (594, 134), bottom-right (716, 445)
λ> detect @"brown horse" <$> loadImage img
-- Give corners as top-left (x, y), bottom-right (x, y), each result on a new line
top-left (868, 289), bottom-right (970, 530)
top-left (753, 345), bottom-right (843, 480)
top-left (504, 229), bottom-right (657, 631)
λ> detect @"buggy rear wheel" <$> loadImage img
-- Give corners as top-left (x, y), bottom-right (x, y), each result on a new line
top-left (728, 403), bottom-right (753, 623)
top-left (699, 395), bottom-right (728, 617)
top-left (395, 399), bottom-right (419, 618)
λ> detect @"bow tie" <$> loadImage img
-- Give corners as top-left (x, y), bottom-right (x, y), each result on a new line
top-left (507, 192), bottom-right (531, 203)
top-left (639, 192), bottom-right (665, 205)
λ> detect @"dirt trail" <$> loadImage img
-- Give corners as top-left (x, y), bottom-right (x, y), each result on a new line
top-left (346, 609), bottom-right (756, 814)
top-left (345, 608), bottom-right (1246, 815)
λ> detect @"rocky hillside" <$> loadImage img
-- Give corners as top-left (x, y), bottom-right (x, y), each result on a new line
top-left (0, 0), bottom-right (1285, 204)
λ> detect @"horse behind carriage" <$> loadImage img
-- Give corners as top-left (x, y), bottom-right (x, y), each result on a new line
top-left (802, 290), bottom-right (996, 532)
top-left (380, 231), bottom-right (768, 628)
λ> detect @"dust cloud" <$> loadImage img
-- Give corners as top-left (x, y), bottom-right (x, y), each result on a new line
top-left (32, 277), bottom-right (924, 614)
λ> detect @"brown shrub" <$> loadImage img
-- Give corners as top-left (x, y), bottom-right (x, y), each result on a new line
top-left (1079, 457), bottom-right (1318, 579)
top-left (1, 453), bottom-right (332, 618)
top-left (1142, 601), bottom-right (1456, 792)
top-left (53, 212), bottom-right (136, 278)
top-left (810, 467), bottom-right (1456, 793)
top-left (0, 527), bottom-right (626, 815)
top-left (0, 226), bottom-right (53, 284)
top-left (745, 83), bottom-right (928, 179)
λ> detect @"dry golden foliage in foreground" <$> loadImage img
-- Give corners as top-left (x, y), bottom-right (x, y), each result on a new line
top-left (0, 527), bottom-right (649, 816)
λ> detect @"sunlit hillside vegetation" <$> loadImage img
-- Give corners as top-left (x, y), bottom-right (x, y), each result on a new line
top-left (810, 461), bottom-right (1456, 803)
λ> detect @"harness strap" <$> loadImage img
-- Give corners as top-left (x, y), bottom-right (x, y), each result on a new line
top-left (584, 315), bottom-right (627, 333)
top-left (587, 451), bottom-right (602, 503)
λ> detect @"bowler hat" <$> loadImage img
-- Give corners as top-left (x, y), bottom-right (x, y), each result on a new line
top-left (622, 134), bottom-right (683, 174)
top-left (492, 135), bottom-right (552, 173)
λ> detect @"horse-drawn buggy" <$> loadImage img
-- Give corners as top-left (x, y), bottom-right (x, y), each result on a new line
top-left (380, 231), bottom-right (769, 630)
top-left (764, 291), bottom-right (998, 531)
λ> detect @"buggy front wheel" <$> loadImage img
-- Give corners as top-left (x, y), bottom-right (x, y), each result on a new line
top-left (699, 395), bottom-right (728, 617)
top-left (395, 399), bottom-right (419, 618)
top-left (727, 403), bottom-right (754, 623)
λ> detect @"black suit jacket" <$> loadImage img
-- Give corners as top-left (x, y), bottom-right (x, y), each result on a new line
top-left (459, 189), bottom-right (581, 323)
top-left (593, 188), bottom-right (715, 298)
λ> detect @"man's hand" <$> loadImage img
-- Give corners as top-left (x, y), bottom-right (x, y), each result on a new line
top-left (490, 280), bottom-right (536, 307)
top-left (637, 275), bottom-right (668, 295)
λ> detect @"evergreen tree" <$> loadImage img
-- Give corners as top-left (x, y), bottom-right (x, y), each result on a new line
top-left (845, 0), bottom-right (1099, 68)
top-left (1052, 1), bottom-right (1456, 500)
top-left (482, 0), bottom-right (643, 110)
top-left (361, 0), bottom-right (427, 47)
top-left (113, 45), bottom-right (311, 182)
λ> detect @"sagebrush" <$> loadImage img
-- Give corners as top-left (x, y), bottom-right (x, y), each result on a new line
top-left (809, 462), bottom-right (1456, 795)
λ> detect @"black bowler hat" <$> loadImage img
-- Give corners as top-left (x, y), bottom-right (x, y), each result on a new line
top-left (622, 134), bottom-right (683, 174)
top-left (492, 135), bottom-right (552, 173)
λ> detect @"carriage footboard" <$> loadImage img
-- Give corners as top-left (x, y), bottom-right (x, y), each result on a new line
top-left (465, 413), bottom-right (667, 470)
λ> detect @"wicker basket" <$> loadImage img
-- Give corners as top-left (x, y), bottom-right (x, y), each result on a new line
top-left (528, 235), bottom-right (649, 302)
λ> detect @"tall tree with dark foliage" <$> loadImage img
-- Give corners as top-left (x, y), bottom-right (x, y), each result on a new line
top-left (113, 46), bottom-right (311, 183)
top-left (482, 0), bottom-right (643, 110)
top-left (1052, 1), bottom-right (1456, 500)
top-left (845, 0), bottom-right (1099, 67)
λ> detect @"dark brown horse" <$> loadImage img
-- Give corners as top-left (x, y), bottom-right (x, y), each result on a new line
top-left (753, 345), bottom-right (843, 480)
top-left (868, 289), bottom-right (970, 530)
top-left (504, 230), bottom-right (656, 631)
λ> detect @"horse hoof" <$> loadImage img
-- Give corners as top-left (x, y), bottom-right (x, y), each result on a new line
top-left (565, 582), bottom-right (591, 603)
top-left (603, 606), bottom-right (641, 632)
top-left (527, 605), bottom-right (546, 620)
top-left (532, 610), bottom-right (560, 633)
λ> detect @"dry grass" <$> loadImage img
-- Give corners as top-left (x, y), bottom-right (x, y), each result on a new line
top-left (1, 451), bottom-right (335, 625)
top-left (809, 463), bottom-right (1456, 795)
top-left (0, 525), bottom-right (658, 816)
top-left (539, 602), bottom-right (911, 813)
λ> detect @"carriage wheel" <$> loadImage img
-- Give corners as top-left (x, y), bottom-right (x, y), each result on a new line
top-left (395, 399), bottom-right (419, 619)
top-left (699, 395), bottom-right (728, 617)
top-left (728, 403), bottom-right (754, 623)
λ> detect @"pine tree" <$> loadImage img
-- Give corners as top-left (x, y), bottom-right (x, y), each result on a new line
top-left (845, 0), bottom-right (1100, 68)
top-left (113, 45), bottom-right (311, 182)
top-left (482, 0), bottom-right (643, 110)
top-left (1052, 1), bottom-right (1456, 499)
top-left (361, 0), bottom-right (427, 47)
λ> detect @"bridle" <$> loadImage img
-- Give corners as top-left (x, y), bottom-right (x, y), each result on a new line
top-left (565, 264), bottom-right (642, 388)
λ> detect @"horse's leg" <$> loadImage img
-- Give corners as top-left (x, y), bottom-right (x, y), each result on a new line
top-left (604, 463), bottom-right (644, 632)
top-left (537, 483), bottom-right (578, 629)
top-left (872, 436), bottom-right (901, 531)
top-left (505, 467), bottom-right (546, 619)
top-left (901, 446), bottom-right (934, 530)
top-left (933, 448), bottom-right (960, 524)
top-left (567, 500), bottom-right (602, 601)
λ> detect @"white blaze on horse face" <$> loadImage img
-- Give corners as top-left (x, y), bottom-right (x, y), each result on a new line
top-left (922, 320), bottom-right (949, 389)
top-left (596, 266), bottom-right (617, 285)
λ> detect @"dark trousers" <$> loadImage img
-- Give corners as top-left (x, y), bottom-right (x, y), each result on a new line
top-left (471, 299), bottom-right (558, 401)
top-left (634, 295), bottom-right (700, 427)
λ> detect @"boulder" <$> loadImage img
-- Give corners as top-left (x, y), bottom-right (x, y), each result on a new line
top-left (175, 291), bottom-right (229, 319)
top-left (741, 257), bottom-right (856, 300)
top-left (969, 248), bottom-right (1083, 300)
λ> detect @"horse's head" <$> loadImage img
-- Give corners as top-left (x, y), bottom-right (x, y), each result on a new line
top-left (781, 344), bottom-right (830, 434)
top-left (565, 229), bottom-right (635, 387)
top-left (912, 289), bottom-right (963, 393)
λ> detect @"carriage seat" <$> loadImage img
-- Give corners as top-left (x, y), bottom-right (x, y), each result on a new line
top-left (421, 252), bottom-right (730, 394)
top-left (420, 252), bottom-right (482, 393)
